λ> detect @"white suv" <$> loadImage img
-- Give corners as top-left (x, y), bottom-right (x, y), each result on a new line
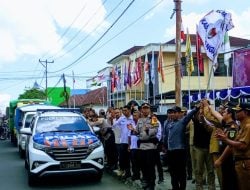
top-left (21, 109), bottom-right (104, 186)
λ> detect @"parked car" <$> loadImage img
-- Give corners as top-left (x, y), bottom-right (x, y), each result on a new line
top-left (18, 112), bottom-right (35, 158)
top-left (21, 108), bottom-right (104, 186)
top-left (16, 104), bottom-right (62, 149)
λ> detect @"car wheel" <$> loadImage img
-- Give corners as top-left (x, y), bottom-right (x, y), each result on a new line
top-left (19, 146), bottom-right (25, 159)
top-left (24, 158), bottom-right (28, 170)
top-left (94, 171), bottom-right (103, 181)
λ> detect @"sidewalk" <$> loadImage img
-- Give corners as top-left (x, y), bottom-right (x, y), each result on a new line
top-left (109, 166), bottom-right (220, 190)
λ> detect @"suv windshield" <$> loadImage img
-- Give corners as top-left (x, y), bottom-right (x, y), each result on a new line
top-left (35, 116), bottom-right (90, 133)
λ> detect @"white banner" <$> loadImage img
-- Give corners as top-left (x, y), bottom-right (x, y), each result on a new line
top-left (197, 10), bottom-right (234, 64)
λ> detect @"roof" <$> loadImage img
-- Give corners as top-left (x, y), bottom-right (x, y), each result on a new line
top-left (61, 87), bottom-right (107, 107)
top-left (107, 46), bottom-right (143, 64)
top-left (165, 35), bottom-right (250, 47)
top-left (17, 104), bottom-right (61, 112)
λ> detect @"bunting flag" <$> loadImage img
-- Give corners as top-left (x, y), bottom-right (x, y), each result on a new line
top-left (134, 57), bottom-right (142, 86)
top-left (111, 67), bottom-right (116, 92)
top-left (86, 77), bottom-right (101, 88)
top-left (197, 10), bottom-right (234, 64)
top-left (144, 53), bottom-right (150, 85)
top-left (157, 45), bottom-right (165, 83)
top-left (127, 60), bottom-right (132, 88)
top-left (185, 28), bottom-right (194, 76)
top-left (196, 24), bottom-right (204, 73)
top-left (150, 51), bottom-right (155, 84)
top-left (115, 65), bottom-right (121, 91)
top-left (132, 59), bottom-right (138, 85)
top-left (123, 62), bottom-right (127, 87)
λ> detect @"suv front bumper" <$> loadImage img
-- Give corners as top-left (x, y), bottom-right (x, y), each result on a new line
top-left (28, 144), bottom-right (104, 177)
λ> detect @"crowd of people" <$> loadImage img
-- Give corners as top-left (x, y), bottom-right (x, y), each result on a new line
top-left (83, 99), bottom-right (250, 190)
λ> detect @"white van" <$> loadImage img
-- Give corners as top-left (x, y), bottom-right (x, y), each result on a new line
top-left (16, 104), bottom-right (61, 158)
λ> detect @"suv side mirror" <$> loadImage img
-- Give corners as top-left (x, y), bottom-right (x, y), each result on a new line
top-left (20, 128), bottom-right (32, 135)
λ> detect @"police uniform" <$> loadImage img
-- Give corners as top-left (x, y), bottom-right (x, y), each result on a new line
top-left (232, 103), bottom-right (250, 190)
top-left (220, 120), bottom-right (239, 190)
top-left (136, 102), bottom-right (160, 190)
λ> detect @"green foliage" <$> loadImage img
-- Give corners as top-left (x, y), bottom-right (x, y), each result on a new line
top-left (18, 89), bottom-right (46, 99)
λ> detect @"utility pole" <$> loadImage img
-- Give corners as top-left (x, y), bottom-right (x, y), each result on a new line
top-left (62, 73), bottom-right (69, 108)
top-left (174, 0), bottom-right (182, 106)
top-left (39, 59), bottom-right (54, 100)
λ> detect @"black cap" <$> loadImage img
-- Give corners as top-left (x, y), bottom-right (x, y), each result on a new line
top-left (171, 106), bottom-right (182, 112)
top-left (167, 108), bottom-right (175, 113)
top-left (232, 102), bottom-right (250, 111)
top-left (225, 101), bottom-right (238, 108)
top-left (141, 102), bottom-right (151, 108)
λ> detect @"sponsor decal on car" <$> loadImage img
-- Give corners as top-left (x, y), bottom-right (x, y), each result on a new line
top-left (33, 131), bottom-right (98, 147)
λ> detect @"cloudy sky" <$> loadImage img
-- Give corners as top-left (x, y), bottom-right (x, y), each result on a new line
top-left (0, 0), bottom-right (250, 113)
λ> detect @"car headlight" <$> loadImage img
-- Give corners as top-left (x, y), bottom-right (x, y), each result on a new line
top-left (33, 142), bottom-right (50, 151)
top-left (88, 140), bottom-right (102, 150)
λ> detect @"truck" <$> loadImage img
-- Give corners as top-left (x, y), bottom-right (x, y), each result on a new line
top-left (8, 99), bottom-right (49, 145)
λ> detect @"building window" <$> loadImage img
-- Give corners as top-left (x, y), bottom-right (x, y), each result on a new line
top-left (214, 56), bottom-right (232, 76)
top-left (181, 57), bottom-right (204, 76)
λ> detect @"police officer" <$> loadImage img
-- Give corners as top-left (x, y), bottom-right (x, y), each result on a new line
top-left (127, 102), bottom-right (161, 190)
top-left (215, 102), bottom-right (250, 190)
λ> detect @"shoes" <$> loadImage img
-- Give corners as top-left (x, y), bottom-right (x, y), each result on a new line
top-left (158, 178), bottom-right (164, 184)
top-left (121, 172), bottom-right (131, 179)
top-left (163, 168), bottom-right (169, 172)
top-left (187, 175), bottom-right (192, 180)
top-left (158, 176), bottom-right (164, 184)
top-left (109, 164), bottom-right (118, 171)
top-left (131, 176), bottom-right (140, 181)
top-left (203, 179), bottom-right (207, 185)
top-left (114, 169), bottom-right (125, 177)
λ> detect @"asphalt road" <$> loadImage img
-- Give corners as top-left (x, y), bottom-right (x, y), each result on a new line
top-left (0, 139), bottom-right (131, 190)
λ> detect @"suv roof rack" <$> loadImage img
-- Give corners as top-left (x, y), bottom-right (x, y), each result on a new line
top-left (36, 108), bottom-right (81, 113)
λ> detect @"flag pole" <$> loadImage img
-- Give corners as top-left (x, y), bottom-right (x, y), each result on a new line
top-left (134, 55), bottom-right (137, 101)
top-left (160, 82), bottom-right (162, 112)
top-left (160, 43), bottom-right (163, 113)
top-left (196, 25), bottom-right (201, 95)
top-left (72, 70), bottom-right (75, 108)
top-left (188, 74), bottom-right (191, 110)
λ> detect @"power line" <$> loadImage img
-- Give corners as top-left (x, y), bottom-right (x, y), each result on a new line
top-left (49, 0), bottom-right (136, 74)
top-left (47, 0), bottom-right (108, 60)
top-left (41, 1), bottom-right (88, 59)
top-left (53, 0), bottom-right (125, 61)
top-left (85, 0), bottom-right (165, 59)
top-left (0, 74), bottom-right (94, 81)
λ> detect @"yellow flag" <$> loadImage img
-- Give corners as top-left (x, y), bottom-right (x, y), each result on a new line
top-left (185, 28), bottom-right (194, 75)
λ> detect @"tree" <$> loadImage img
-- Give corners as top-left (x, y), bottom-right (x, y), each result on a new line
top-left (18, 89), bottom-right (46, 99)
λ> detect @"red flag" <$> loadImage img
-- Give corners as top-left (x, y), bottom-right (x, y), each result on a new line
top-left (127, 60), bottom-right (132, 88)
top-left (134, 57), bottom-right (142, 86)
top-left (111, 67), bottom-right (116, 92)
top-left (144, 54), bottom-right (150, 85)
top-left (196, 25), bottom-right (204, 73)
top-left (181, 20), bottom-right (185, 43)
top-left (158, 45), bottom-right (165, 83)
